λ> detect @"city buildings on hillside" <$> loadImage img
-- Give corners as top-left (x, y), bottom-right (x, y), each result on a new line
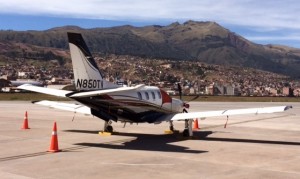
top-left (0, 56), bottom-right (299, 96)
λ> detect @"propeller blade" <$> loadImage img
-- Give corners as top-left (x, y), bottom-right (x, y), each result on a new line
top-left (177, 83), bottom-right (182, 100)
top-left (187, 95), bottom-right (200, 102)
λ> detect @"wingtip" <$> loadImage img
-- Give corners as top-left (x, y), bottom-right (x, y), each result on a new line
top-left (284, 105), bottom-right (293, 111)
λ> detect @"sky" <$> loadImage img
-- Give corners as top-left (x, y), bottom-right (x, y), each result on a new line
top-left (0, 0), bottom-right (300, 48)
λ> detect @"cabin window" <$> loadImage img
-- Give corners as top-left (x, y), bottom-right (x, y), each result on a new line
top-left (145, 92), bottom-right (149, 100)
top-left (137, 92), bottom-right (142, 100)
top-left (157, 91), bottom-right (161, 99)
top-left (151, 91), bottom-right (155, 100)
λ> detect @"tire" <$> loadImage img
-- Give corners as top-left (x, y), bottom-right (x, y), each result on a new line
top-left (170, 126), bottom-right (174, 131)
top-left (183, 129), bottom-right (189, 137)
top-left (105, 126), bottom-right (113, 133)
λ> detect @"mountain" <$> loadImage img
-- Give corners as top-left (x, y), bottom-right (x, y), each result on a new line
top-left (0, 20), bottom-right (300, 78)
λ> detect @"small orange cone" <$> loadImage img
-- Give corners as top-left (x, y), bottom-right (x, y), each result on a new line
top-left (48, 122), bottom-right (61, 153)
top-left (193, 118), bottom-right (200, 130)
top-left (21, 111), bottom-right (30, 129)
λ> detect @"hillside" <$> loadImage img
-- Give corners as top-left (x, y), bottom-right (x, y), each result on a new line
top-left (0, 21), bottom-right (300, 77)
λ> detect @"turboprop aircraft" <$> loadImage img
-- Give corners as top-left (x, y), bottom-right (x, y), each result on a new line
top-left (18, 32), bottom-right (293, 137)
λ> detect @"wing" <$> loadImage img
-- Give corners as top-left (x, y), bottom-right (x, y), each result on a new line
top-left (33, 100), bottom-right (91, 115)
top-left (169, 106), bottom-right (292, 121)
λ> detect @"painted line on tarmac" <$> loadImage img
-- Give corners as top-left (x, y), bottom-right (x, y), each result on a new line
top-left (0, 151), bottom-right (49, 162)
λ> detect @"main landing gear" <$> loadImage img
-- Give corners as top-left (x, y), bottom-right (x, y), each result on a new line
top-left (168, 120), bottom-right (193, 137)
top-left (182, 119), bottom-right (193, 137)
top-left (169, 121), bottom-right (175, 131)
top-left (104, 120), bottom-right (113, 133)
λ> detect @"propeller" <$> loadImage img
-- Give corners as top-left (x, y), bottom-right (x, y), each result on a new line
top-left (176, 83), bottom-right (201, 112)
top-left (177, 83), bottom-right (182, 100)
top-left (177, 83), bottom-right (189, 113)
top-left (187, 95), bottom-right (200, 103)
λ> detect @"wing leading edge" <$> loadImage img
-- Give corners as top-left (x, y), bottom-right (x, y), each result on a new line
top-left (169, 105), bottom-right (293, 121)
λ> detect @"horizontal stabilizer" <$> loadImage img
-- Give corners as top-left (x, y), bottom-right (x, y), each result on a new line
top-left (69, 84), bottom-right (145, 98)
top-left (18, 84), bottom-right (72, 97)
top-left (33, 100), bottom-right (91, 115)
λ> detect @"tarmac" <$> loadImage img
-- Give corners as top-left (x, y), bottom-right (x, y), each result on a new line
top-left (0, 101), bottom-right (299, 179)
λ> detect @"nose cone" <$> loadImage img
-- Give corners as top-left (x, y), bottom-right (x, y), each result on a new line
top-left (183, 103), bottom-right (190, 108)
top-left (172, 98), bottom-right (185, 112)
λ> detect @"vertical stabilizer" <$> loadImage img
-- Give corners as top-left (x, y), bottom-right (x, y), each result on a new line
top-left (67, 32), bottom-right (118, 91)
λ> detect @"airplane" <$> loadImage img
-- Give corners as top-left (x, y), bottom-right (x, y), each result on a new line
top-left (18, 32), bottom-right (293, 137)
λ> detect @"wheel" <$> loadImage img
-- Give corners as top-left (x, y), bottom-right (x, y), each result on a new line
top-left (105, 125), bottom-right (113, 133)
top-left (182, 129), bottom-right (189, 137)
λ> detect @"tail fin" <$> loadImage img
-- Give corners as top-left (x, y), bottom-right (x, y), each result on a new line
top-left (67, 32), bottom-right (118, 91)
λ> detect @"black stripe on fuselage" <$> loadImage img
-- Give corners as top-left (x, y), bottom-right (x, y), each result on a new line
top-left (71, 95), bottom-right (172, 123)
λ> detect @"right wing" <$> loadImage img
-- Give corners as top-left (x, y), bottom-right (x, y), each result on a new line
top-left (169, 105), bottom-right (293, 121)
top-left (33, 100), bottom-right (91, 115)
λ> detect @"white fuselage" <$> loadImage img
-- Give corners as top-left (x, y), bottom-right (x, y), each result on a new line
top-left (71, 85), bottom-right (184, 123)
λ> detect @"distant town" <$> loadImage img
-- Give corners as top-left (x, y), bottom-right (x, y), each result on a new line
top-left (1, 54), bottom-right (300, 97)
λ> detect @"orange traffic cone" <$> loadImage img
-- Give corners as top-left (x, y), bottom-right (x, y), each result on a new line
top-left (48, 122), bottom-right (61, 152)
top-left (193, 118), bottom-right (200, 130)
top-left (21, 111), bottom-right (30, 129)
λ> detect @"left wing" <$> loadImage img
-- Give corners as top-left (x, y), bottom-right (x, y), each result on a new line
top-left (169, 106), bottom-right (292, 121)
top-left (33, 100), bottom-right (91, 115)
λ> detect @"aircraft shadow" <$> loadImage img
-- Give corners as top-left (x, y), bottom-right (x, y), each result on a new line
top-left (65, 129), bottom-right (300, 152)
top-left (65, 130), bottom-right (210, 154)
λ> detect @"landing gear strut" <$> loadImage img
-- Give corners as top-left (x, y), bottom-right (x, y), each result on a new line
top-left (104, 120), bottom-right (113, 133)
top-left (169, 121), bottom-right (174, 131)
top-left (183, 119), bottom-right (193, 137)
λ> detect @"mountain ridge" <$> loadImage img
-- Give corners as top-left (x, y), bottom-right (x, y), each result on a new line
top-left (0, 20), bottom-right (299, 78)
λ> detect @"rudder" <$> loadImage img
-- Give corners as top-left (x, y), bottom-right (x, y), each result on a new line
top-left (67, 32), bottom-right (117, 91)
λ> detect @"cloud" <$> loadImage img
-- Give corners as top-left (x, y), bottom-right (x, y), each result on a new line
top-left (0, 0), bottom-right (300, 30)
top-left (244, 33), bottom-right (300, 47)
top-left (246, 35), bottom-right (300, 41)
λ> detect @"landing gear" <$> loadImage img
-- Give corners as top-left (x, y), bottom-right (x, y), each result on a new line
top-left (169, 121), bottom-right (174, 131)
top-left (183, 129), bottom-right (189, 137)
top-left (104, 120), bottom-right (113, 133)
top-left (165, 121), bottom-right (177, 134)
top-left (183, 119), bottom-right (193, 137)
